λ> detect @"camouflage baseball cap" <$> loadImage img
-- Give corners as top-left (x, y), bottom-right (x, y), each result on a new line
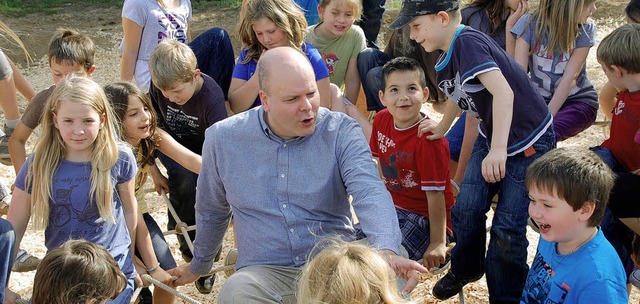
top-left (389, 0), bottom-right (459, 30)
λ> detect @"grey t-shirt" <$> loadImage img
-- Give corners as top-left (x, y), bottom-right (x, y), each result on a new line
top-left (120, 0), bottom-right (192, 92)
top-left (21, 85), bottom-right (55, 130)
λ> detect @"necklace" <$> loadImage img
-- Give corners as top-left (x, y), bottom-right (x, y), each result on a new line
top-left (552, 228), bottom-right (598, 269)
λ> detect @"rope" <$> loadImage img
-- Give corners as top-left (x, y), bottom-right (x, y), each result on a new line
top-left (141, 274), bottom-right (201, 304)
top-left (130, 286), bottom-right (142, 303)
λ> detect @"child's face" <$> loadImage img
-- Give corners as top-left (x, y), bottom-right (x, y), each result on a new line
top-left (252, 18), bottom-right (288, 49)
top-left (528, 186), bottom-right (591, 246)
top-left (123, 95), bottom-right (152, 144)
top-left (579, 1), bottom-right (596, 23)
top-left (505, 0), bottom-right (526, 12)
top-left (409, 15), bottom-right (444, 52)
top-left (50, 60), bottom-right (90, 85)
top-left (379, 70), bottom-right (427, 128)
top-left (159, 73), bottom-right (199, 105)
top-left (53, 100), bottom-right (104, 161)
top-left (318, 0), bottom-right (356, 37)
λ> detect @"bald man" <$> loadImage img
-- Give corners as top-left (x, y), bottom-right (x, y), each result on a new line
top-left (169, 47), bottom-right (427, 303)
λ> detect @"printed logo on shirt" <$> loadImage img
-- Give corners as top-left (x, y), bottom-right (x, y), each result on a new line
top-left (438, 72), bottom-right (478, 118)
top-left (322, 52), bottom-right (339, 77)
top-left (521, 251), bottom-right (570, 304)
top-left (156, 12), bottom-right (188, 43)
top-left (165, 106), bottom-right (200, 139)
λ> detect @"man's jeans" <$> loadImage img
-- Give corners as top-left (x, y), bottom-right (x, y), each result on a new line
top-left (190, 28), bottom-right (235, 100)
top-left (357, 48), bottom-right (392, 111)
top-left (0, 218), bottom-right (15, 304)
top-left (450, 126), bottom-right (555, 303)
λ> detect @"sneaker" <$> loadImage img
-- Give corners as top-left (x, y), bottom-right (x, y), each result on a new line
top-left (630, 269), bottom-right (640, 288)
top-left (12, 249), bottom-right (41, 272)
top-left (0, 125), bottom-right (14, 166)
top-left (224, 248), bottom-right (238, 277)
top-left (432, 271), bottom-right (483, 300)
top-left (195, 274), bottom-right (216, 294)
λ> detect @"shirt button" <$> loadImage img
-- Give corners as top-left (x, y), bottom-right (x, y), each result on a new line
top-left (289, 228), bottom-right (294, 233)
top-left (280, 174), bottom-right (285, 178)
top-left (283, 144), bottom-right (287, 148)
top-left (282, 204), bottom-right (287, 208)
top-left (295, 256), bottom-right (300, 261)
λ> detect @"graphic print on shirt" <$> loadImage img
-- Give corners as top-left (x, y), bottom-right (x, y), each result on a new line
top-left (50, 176), bottom-right (101, 230)
top-left (165, 106), bottom-right (200, 139)
top-left (438, 72), bottom-right (478, 118)
top-left (376, 132), bottom-right (418, 191)
top-left (156, 11), bottom-right (187, 43)
top-left (322, 52), bottom-right (339, 77)
top-left (522, 251), bottom-right (570, 304)
top-left (530, 43), bottom-right (579, 99)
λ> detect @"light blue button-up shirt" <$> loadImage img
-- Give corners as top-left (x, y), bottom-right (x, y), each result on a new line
top-left (190, 107), bottom-right (401, 273)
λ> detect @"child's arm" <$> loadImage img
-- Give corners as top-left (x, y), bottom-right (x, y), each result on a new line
top-left (8, 122), bottom-right (34, 175)
top-left (599, 81), bottom-right (618, 120)
top-left (505, 0), bottom-right (529, 57)
top-left (149, 163), bottom-right (169, 195)
top-left (134, 212), bottom-right (173, 285)
top-left (418, 99), bottom-right (462, 139)
top-left (118, 178), bottom-right (138, 264)
top-left (422, 190), bottom-right (447, 269)
top-left (156, 128), bottom-right (202, 174)
top-left (452, 114), bottom-right (480, 186)
top-left (317, 77), bottom-right (333, 109)
top-left (8, 58), bottom-right (35, 101)
top-left (228, 74), bottom-right (260, 113)
top-left (477, 70), bottom-right (513, 183)
top-left (120, 17), bottom-right (143, 82)
top-left (514, 37), bottom-right (530, 71)
top-left (547, 47), bottom-right (590, 116)
top-left (343, 57), bottom-right (361, 103)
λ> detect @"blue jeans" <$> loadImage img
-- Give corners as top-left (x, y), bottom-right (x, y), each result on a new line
top-left (357, 48), bottom-right (392, 111)
top-left (158, 152), bottom-right (199, 258)
top-left (450, 127), bottom-right (555, 303)
top-left (359, 0), bottom-right (386, 48)
top-left (135, 213), bottom-right (177, 270)
top-left (189, 28), bottom-right (235, 100)
top-left (0, 218), bottom-right (15, 304)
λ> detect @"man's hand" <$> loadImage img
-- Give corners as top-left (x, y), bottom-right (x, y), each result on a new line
top-left (168, 263), bottom-right (200, 288)
top-left (482, 148), bottom-right (507, 183)
top-left (417, 119), bottom-right (446, 140)
top-left (422, 242), bottom-right (447, 270)
top-left (380, 250), bottom-right (429, 296)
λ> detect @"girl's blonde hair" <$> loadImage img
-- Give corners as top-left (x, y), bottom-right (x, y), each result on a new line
top-left (104, 81), bottom-right (159, 168)
top-left (239, 0), bottom-right (308, 63)
top-left (533, 0), bottom-right (595, 54)
top-left (32, 239), bottom-right (126, 304)
top-left (318, 0), bottom-right (362, 20)
top-left (297, 241), bottom-right (412, 304)
top-left (27, 75), bottom-right (120, 229)
top-left (0, 20), bottom-right (31, 62)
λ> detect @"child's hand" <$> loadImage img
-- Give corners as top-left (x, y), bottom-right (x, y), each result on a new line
top-left (152, 174), bottom-right (169, 195)
top-left (149, 266), bottom-right (173, 286)
top-left (422, 242), bottom-right (447, 270)
top-left (506, 0), bottom-right (529, 29)
top-left (417, 119), bottom-right (446, 140)
top-left (482, 148), bottom-right (507, 183)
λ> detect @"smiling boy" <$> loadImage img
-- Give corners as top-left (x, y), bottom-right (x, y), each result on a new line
top-left (523, 147), bottom-right (627, 303)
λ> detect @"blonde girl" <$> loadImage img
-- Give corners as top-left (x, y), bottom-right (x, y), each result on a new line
top-left (512, 0), bottom-right (598, 141)
top-left (304, 0), bottom-right (365, 104)
top-left (297, 241), bottom-right (413, 304)
top-left (228, 0), bottom-right (332, 113)
top-left (7, 75), bottom-right (141, 303)
top-left (32, 240), bottom-right (127, 304)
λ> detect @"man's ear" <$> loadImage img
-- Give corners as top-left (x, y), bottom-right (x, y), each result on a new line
top-left (259, 90), bottom-right (269, 111)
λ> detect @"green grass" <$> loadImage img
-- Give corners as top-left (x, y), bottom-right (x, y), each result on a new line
top-left (0, 0), bottom-right (242, 17)
top-left (0, 0), bottom-right (122, 16)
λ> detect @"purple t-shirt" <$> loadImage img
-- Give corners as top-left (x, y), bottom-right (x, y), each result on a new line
top-left (15, 145), bottom-right (138, 279)
top-left (232, 42), bottom-right (330, 108)
top-left (150, 73), bottom-right (227, 154)
top-left (435, 26), bottom-right (552, 155)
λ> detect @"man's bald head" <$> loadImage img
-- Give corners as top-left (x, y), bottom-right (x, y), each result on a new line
top-left (257, 47), bottom-right (314, 94)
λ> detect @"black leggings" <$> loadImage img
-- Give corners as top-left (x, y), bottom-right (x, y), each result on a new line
top-left (609, 172), bottom-right (640, 218)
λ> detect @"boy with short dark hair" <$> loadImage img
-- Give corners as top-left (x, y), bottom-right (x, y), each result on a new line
top-left (523, 147), bottom-right (627, 303)
top-left (148, 39), bottom-right (227, 294)
top-left (9, 28), bottom-right (96, 174)
top-left (389, 0), bottom-right (555, 301)
top-left (370, 57), bottom-right (454, 270)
